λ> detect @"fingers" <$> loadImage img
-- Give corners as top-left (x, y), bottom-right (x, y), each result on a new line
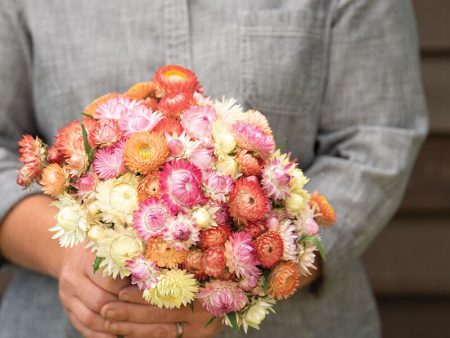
top-left (67, 311), bottom-right (116, 338)
top-left (69, 296), bottom-right (111, 333)
top-left (101, 301), bottom-right (191, 324)
top-left (118, 286), bottom-right (148, 304)
top-left (105, 321), bottom-right (177, 338)
top-left (78, 276), bottom-right (118, 313)
top-left (88, 269), bottom-right (130, 295)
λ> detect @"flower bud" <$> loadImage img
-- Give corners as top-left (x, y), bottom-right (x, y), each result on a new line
top-left (192, 207), bottom-right (212, 229)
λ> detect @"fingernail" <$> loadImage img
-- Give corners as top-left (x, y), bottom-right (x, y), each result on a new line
top-left (104, 309), bottom-right (115, 320)
top-left (119, 292), bottom-right (129, 302)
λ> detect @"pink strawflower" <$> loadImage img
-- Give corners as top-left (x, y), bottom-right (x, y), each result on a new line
top-left (165, 132), bottom-right (200, 160)
top-left (189, 145), bottom-right (215, 171)
top-left (304, 218), bottom-right (320, 236)
top-left (239, 273), bottom-right (259, 292)
top-left (133, 198), bottom-right (171, 240)
top-left (262, 158), bottom-right (294, 201)
top-left (202, 170), bottom-right (234, 203)
top-left (77, 173), bottom-right (97, 195)
top-left (93, 140), bottom-right (126, 179)
top-left (163, 214), bottom-right (200, 251)
top-left (96, 96), bottom-right (142, 121)
top-left (89, 119), bottom-right (123, 147)
top-left (160, 160), bottom-right (205, 213)
top-left (119, 106), bottom-right (162, 136)
top-left (47, 146), bottom-right (63, 164)
top-left (180, 105), bottom-right (217, 142)
top-left (224, 232), bottom-right (260, 280)
top-left (197, 280), bottom-right (247, 317)
top-left (208, 201), bottom-right (230, 225)
top-left (232, 121), bottom-right (275, 159)
top-left (126, 256), bottom-right (160, 290)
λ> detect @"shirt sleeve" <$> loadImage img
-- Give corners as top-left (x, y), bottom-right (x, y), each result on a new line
top-left (305, 0), bottom-right (428, 277)
top-left (0, 1), bottom-right (41, 227)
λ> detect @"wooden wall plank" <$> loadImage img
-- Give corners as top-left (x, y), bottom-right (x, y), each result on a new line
top-left (399, 135), bottom-right (450, 212)
top-left (363, 217), bottom-right (450, 295)
top-left (422, 57), bottom-right (450, 133)
top-left (413, 0), bottom-right (450, 52)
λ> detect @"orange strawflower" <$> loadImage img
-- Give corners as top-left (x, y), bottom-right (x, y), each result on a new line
top-left (309, 191), bottom-right (336, 226)
top-left (124, 131), bottom-right (168, 174)
top-left (153, 65), bottom-right (201, 94)
top-left (268, 261), bottom-right (300, 300)
top-left (137, 171), bottom-right (161, 201)
top-left (84, 93), bottom-right (119, 117)
top-left (243, 110), bottom-right (273, 136)
top-left (40, 163), bottom-right (68, 197)
top-left (145, 237), bottom-right (187, 269)
top-left (236, 150), bottom-right (263, 176)
top-left (153, 117), bottom-right (184, 136)
top-left (123, 81), bottom-right (158, 100)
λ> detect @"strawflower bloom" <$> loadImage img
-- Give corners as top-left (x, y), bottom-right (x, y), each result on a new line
top-left (126, 255), bottom-right (161, 290)
top-left (197, 280), bottom-right (247, 317)
top-left (262, 157), bottom-right (294, 201)
top-left (309, 191), bottom-right (336, 226)
top-left (124, 131), bottom-right (169, 174)
top-left (145, 237), bottom-right (187, 269)
top-left (133, 198), bottom-right (171, 240)
top-left (89, 119), bottom-right (123, 147)
top-left (143, 269), bottom-right (199, 309)
top-left (184, 249), bottom-right (207, 280)
top-left (180, 105), bottom-right (217, 142)
top-left (224, 232), bottom-right (260, 280)
top-left (202, 170), bottom-right (234, 203)
top-left (160, 160), bottom-right (204, 213)
top-left (240, 297), bottom-right (275, 333)
top-left (137, 171), bottom-right (161, 201)
top-left (84, 93), bottom-right (119, 117)
top-left (93, 140), bottom-right (126, 180)
top-left (158, 90), bottom-right (193, 117)
top-left (153, 117), bottom-right (184, 135)
top-left (298, 242), bottom-right (317, 276)
top-left (153, 64), bottom-right (200, 94)
top-left (40, 163), bottom-right (67, 197)
top-left (228, 178), bottom-right (269, 224)
top-left (163, 214), bottom-right (200, 251)
top-left (232, 121), bottom-right (275, 160)
top-left (268, 261), bottom-right (300, 300)
top-left (119, 105), bottom-right (162, 136)
top-left (96, 96), bottom-right (142, 120)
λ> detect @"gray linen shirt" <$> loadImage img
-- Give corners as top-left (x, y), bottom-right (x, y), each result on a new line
top-left (0, 0), bottom-right (427, 337)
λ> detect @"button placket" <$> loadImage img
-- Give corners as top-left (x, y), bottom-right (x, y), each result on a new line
top-left (163, 0), bottom-right (192, 68)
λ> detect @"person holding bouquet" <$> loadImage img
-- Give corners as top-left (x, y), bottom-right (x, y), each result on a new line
top-left (0, 1), bottom-right (427, 338)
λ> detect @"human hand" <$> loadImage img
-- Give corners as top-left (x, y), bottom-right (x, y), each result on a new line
top-left (100, 286), bottom-right (223, 338)
top-left (58, 244), bottom-right (130, 338)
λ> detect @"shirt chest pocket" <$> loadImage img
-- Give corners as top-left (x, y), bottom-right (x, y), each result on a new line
top-left (238, 9), bottom-right (325, 118)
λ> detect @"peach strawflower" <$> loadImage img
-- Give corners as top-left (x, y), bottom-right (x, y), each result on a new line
top-left (145, 237), bottom-right (187, 269)
top-left (40, 163), bottom-right (67, 197)
top-left (54, 121), bottom-right (85, 159)
top-left (17, 135), bottom-right (47, 187)
top-left (89, 119), bottom-right (123, 148)
top-left (268, 261), bottom-right (300, 300)
top-left (228, 178), bottom-right (269, 224)
top-left (184, 249), bottom-right (207, 280)
top-left (236, 150), bottom-right (263, 177)
top-left (242, 110), bottom-right (273, 136)
top-left (124, 131), bottom-right (168, 174)
top-left (137, 171), bottom-right (161, 201)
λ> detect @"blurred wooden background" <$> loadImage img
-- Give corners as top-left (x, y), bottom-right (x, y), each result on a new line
top-left (362, 0), bottom-right (450, 337)
top-left (1, 1), bottom-right (449, 337)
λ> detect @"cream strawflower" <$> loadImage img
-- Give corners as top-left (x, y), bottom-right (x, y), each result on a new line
top-left (298, 242), bottom-right (317, 276)
top-left (285, 192), bottom-right (307, 213)
top-left (192, 207), bottom-right (213, 229)
top-left (212, 120), bottom-right (236, 160)
top-left (289, 168), bottom-right (309, 194)
top-left (143, 269), bottom-right (198, 309)
top-left (50, 194), bottom-right (89, 248)
top-left (96, 173), bottom-right (139, 225)
top-left (216, 156), bottom-right (240, 178)
top-left (94, 225), bottom-right (144, 278)
top-left (240, 297), bottom-right (276, 333)
top-left (213, 97), bottom-right (245, 124)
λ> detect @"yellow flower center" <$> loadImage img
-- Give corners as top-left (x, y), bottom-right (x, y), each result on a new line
top-left (137, 144), bottom-right (153, 161)
top-left (164, 69), bottom-right (188, 82)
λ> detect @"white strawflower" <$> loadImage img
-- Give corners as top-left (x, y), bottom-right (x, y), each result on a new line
top-left (94, 225), bottom-right (144, 278)
top-left (241, 297), bottom-right (275, 333)
top-left (215, 156), bottom-right (240, 178)
top-left (50, 193), bottom-right (89, 248)
top-left (272, 219), bottom-right (298, 261)
top-left (298, 242), bottom-right (317, 276)
top-left (212, 120), bottom-right (236, 159)
top-left (95, 173), bottom-right (139, 225)
top-left (213, 97), bottom-right (245, 124)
